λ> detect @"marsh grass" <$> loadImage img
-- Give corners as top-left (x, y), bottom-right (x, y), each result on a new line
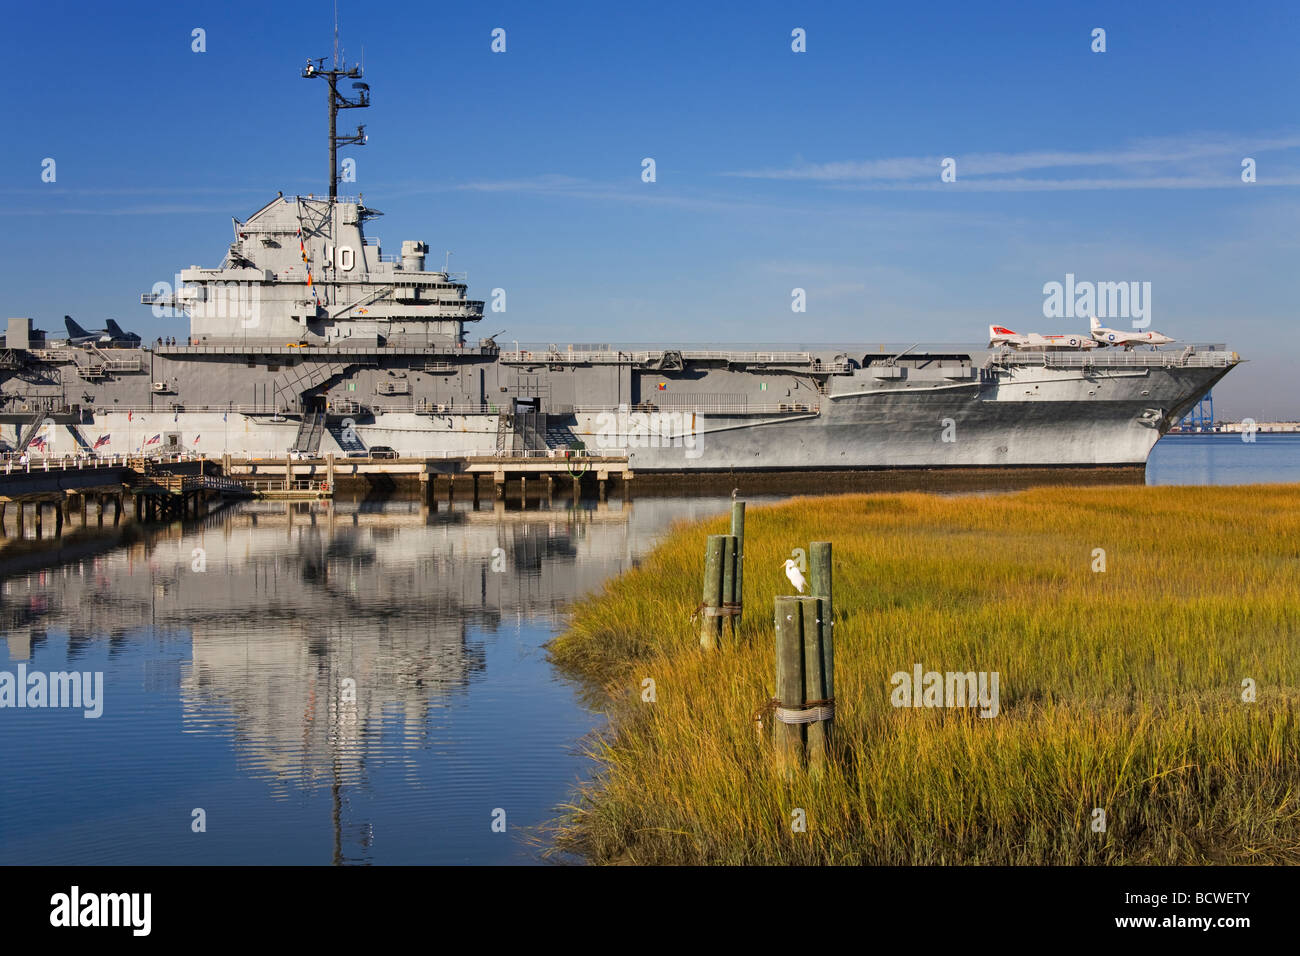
top-left (547, 484), bottom-right (1300, 864)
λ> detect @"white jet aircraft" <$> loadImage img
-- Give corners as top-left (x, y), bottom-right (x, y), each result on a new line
top-left (988, 325), bottom-right (1097, 351)
top-left (1089, 315), bottom-right (1174, 349)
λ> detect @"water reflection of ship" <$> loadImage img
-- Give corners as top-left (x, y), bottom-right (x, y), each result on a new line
top-left (0, 497), bottom-right (660, 862)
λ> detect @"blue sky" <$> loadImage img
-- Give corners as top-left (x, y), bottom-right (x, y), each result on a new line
top-left (2, 0), bottom-right (1297, 417)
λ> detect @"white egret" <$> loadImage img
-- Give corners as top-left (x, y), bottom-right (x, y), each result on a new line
top-left (784, 559), bottom-right (806, 593)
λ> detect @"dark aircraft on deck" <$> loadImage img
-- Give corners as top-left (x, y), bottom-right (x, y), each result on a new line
top-left (64, 316), bottom-right (142, 347)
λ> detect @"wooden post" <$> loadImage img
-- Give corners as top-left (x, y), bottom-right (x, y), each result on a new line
top-left (35, 502), bottom-right (44, 537)
top-left (54, 502), bottom-right (64, 536)
top-left (773, 595), bottom-right (805, 772)
top-left (472, 473), bottom-right (481, 509)
top-left (17, 501), bottom-right (25, 536)
top-left (801, 596), bottom-right (830, 773)
top-left (772, 593), bottom-right (833, 774)
top-left (699, 534), bottom-right (726, 650)
top-left (520, 475), bottom-right (526, 510)
top-left (730, 500), bottom-right (746, 623)
top-left (809, 541), bottom-right (834, 713)
top-left (720, 533), bottom-right (738, 636)
top-left (0, 502), bottom-right (6, 535)
top-left (80, 493), bottom-right (87, 524)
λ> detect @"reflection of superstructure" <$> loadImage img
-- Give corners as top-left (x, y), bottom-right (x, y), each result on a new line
top-left (0, 499), bottom-right (665, 804)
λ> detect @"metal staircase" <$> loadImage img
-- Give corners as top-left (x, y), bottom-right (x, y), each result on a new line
top-left (495, 412), bottom-right (510, 455)
top-left (290, 411), bottom-right (326, 455)
top-left (15, 411), bottom-right (46, 451)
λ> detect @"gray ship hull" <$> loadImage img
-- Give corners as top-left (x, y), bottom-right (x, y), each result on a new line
top-left (0, 343), bottom-right (1234, 470)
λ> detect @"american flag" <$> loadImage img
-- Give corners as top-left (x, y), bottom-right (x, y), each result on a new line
top-left (29, 435), bottom-right (45, 450)
top-left (93, 434), bottom-right (110, 450)
top-left (144, 433), bottom-right (161, 446)
top-left (193, 435), bottom-right (201, 444)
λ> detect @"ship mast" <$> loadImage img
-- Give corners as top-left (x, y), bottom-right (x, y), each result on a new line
top-left (301, 9), bottom-right (369, 200)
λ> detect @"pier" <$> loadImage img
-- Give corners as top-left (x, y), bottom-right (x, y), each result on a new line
top-left (0, 456), bottom-right (245, 536)
top-left (220, 452), bottom-right (634, 503)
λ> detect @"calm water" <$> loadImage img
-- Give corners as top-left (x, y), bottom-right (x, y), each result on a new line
top-left (1147, 433), bottom-right (1300, 486)
top-left (1, 437), bottom-right (1296, 865)
top-left (0, 495), bottom-right (746, 864)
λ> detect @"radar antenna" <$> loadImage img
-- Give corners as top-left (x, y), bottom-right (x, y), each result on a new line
top-left (302, 8), bottom-right (369, 201)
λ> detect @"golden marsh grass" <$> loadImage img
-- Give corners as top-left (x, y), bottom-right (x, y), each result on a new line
top-left (548, 484), bottom-right (1300, 865)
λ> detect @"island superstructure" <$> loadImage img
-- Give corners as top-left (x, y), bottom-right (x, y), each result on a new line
top-left (0, 53), bottom-right (1241, 472)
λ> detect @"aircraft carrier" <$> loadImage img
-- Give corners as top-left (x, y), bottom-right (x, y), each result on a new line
top-left (0, 53), bottom-right (1240, 473)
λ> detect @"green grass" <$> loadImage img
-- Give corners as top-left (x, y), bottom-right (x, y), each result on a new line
top-left (547, 484), bottom-right (1300, 865)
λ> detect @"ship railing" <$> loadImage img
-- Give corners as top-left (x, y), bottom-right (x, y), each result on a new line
top-left (572, 403), bottom-right (819, 415)
top-left (88, 404), bottom-right (289, 415)
top-left (986, 345), bottom-right (1236, 370)
top-left (465, 448), bottom-right (627, 460)
top-left (1, 453), bottom-right (158, 474)
top-left (27, 348), bottom-right (76, 362)
top-left (498, 349), bottom-right (815, 365)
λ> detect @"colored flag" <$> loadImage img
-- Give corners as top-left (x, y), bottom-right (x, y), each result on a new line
top-left (657, 382), bottom-right (667, 391)
top-left (222, 411), bottom-right (228, 422)
top-left (30, 435), bottom-right (45, 450)
top-left (145, 434), bottom-right (161, 446)
top-left (93, 434), bottom-right (110, 449)
top-left (127, 410), bottom-right (133, 421)
top-left (193, 435), bottom-right (201, 444)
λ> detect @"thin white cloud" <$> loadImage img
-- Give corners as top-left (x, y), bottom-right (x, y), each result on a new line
top-left (830, 175), bottom-right (1300, 192)
top-left (725, 133), bottom-right (1300, 190)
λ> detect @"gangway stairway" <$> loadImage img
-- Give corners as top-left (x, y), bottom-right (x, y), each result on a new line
top-left (15, 411), bottom-right (47, 452)
top-left (290, 412), bottom-right (326, 455)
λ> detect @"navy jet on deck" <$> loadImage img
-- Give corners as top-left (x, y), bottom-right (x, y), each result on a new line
top-left (64, 316), bottom-right (141, 347)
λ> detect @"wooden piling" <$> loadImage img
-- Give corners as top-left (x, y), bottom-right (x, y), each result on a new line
top-left (699, 534), bottom-right (726, 650)
top-left (0, 502), bottom-right (6, 534)
top-left (730, 500), bottom-right (746, 622)
top-left (720, 533), bottom-right (738, 636)
top-left (773, 595), bottom-right (805, 772)
top-left (16, 501), bottom-right (25, 536)
top-left (35, 502), bottom-right (43, 537)
top-left (54, 502), bottom-right (64, 536)
top-left (772, 592), bottom-right (834, 773)
top-left (801, 596), bottom-right (830, 772)
top-left (809, 540), bottom-right (834, 712)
